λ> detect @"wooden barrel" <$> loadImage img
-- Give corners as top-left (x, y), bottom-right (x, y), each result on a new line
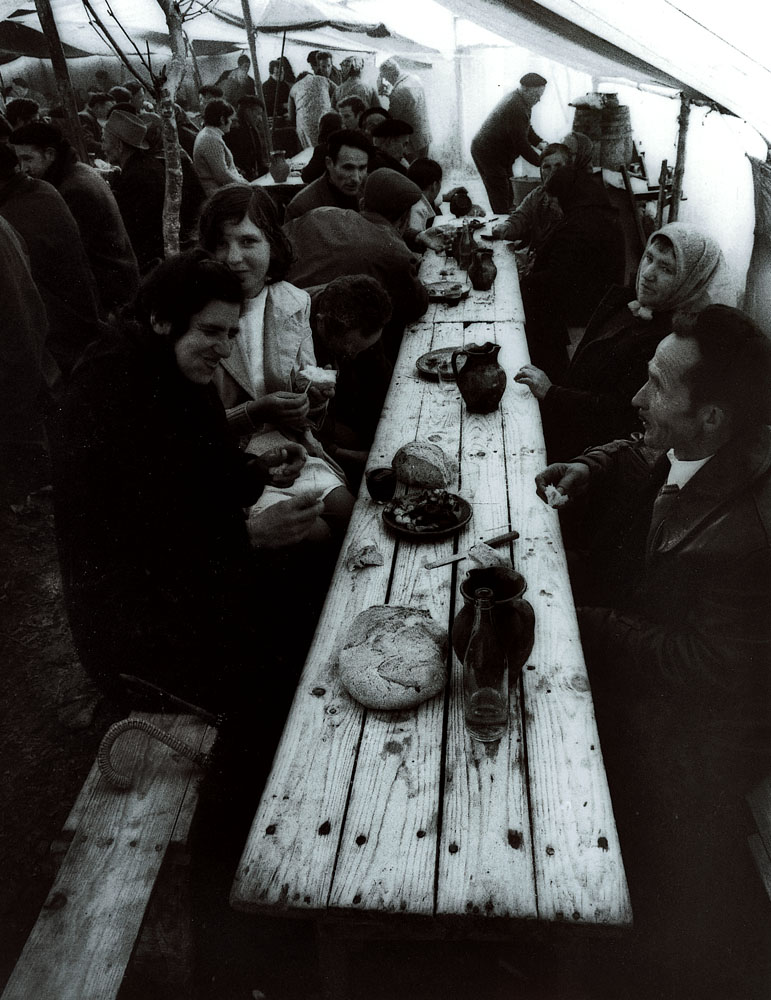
top-left (600, 104), bottom-right (634, 169)
top-left (571, 107), bottom-right (602, 168)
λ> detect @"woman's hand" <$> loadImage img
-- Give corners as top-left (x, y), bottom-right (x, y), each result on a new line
top-left (252, 391), bottom-right (310, 430)
top-left (534, 462), bottom-right (590, 505)
top-left (257, 442), bottom-right (307, 487)
top-left (248, 490), bottom-right (326, 548)
top-left (514, 364), bottom-right (552, 400)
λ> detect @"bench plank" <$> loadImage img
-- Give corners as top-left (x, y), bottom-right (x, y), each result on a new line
top-left (1, 713), bottom-right (213, 1000)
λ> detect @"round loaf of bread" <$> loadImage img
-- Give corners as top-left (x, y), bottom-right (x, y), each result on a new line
top-left (338, 605), bottom-right (447, 710)
top-left (391, 440), bottom-right (456, 488)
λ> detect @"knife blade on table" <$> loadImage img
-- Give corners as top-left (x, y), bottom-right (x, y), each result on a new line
top-left (423, 529), bottom-right (520, 570)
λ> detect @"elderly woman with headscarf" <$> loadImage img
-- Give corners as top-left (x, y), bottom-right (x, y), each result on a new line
top-left (562, 131), bottom-right (595, 173)
top-left (334, 55), bottom-right (381, 109)
top-left (515, 221), bottom-right (734, 461)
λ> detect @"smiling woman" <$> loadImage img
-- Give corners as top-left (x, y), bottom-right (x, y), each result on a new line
top-left (49, 250), bottom-right (306, 719)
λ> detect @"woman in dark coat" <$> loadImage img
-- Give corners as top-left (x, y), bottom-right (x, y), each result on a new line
top-left (50, 251), bottom-right (305, 718)
top-left (515, 222), bottom-right (733, 461)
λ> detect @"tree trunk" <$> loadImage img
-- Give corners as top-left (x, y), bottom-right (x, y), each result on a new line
top-left (34, 0), bottom-right (89, 164)
top-left (155, 0), bottom-right (187, 258)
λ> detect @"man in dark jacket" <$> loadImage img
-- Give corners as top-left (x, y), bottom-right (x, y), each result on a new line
top-left (471, 72), bottom-right (547, 213)
top-left (284, 128), bottom-right (370, 222)
top-left (368, 118), bottom-right (411, 175)
top-left (0, 144), bottom-right (102, 376)
top-left (536, 305), bottom-right (771, 1000)
top-left (102, 109), bottom-right (166, 273)
top-left (10, 121), bottom-right (139, 317)
top-left (521, 163), bottom-right (624, 379)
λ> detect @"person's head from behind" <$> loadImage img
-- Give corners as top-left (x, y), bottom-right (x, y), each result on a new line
top-left (87, 92), bottom-right (114, 122)
top-left (378, 58), bottom-right (400, 87)
top-left (198, 85), bottom-right (223, 112)
top-left (315, 275), bottom-right (393, 361)
top-left (199, 184), bottom-right (293, 299)
top-left (318, 111), bottom-right (342, 143)
top-left (406, 157), bottom-right (442, 203)
top-left (519, 72), bottom-right (547, 107)
top-left (632, 305), bottom-right (771, 458)
top-left (125, 80), bottom-right (146, 113)
top-left (315, 51), bottom-right (333, 78)
top-left (9, 121), bottom-right (67, 178)
top-left (203, 98), bottom-right (235, 132)
top-left (108, 86), bottom-right (132, 105)
top-left (539, 143), bottom-right (570, 186)
top-left (131, 249), bottom-right (244, 384)
top-left (6, 98), bottom-right (40, 130)
top-left (325, 129), bottom-right (371, 197)
top-left (637, 223), bottom-right (724, 312)
top-left (340, 55), bottom-right (364, 81)
top-left (371, 118), bottom-right (412, 162)
top-left (359, 106), bottom-right (390, 138)
top-left (337, 96), bottom-right (366, 131)
top-left (362, 168), bottom-right (423, 231)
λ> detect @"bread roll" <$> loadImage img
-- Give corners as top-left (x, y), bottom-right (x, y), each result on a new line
top-left (391, 441), bottom-right (456, 488)
top-left (338, 605), bottom-right (447, 710)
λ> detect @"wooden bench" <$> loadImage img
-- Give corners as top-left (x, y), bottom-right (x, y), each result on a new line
top-left (747, 774), bottom-right (771, 903)
top-left (1, 712), bottom-right (216, 1000)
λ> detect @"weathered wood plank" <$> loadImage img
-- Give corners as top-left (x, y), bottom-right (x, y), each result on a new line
top-left (1, 713), bottom-right (212, 1000)
top-left (499, 345), bottom-right (632, 926)
top-left (231, 324), bottom-right (438, 914)
top-left (437, 320), bottom-right (537, 920)
top-left (329, 323), bottom-right (461, 915)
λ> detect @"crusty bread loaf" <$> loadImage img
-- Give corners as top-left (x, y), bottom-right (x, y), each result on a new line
top-left (391, 441), bottom-right (456, 488)
top-left (338, 605), bottom-right (447, 710)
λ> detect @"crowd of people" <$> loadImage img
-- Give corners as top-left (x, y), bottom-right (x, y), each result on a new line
top-left (1, 52), bottom-right (770, 1000)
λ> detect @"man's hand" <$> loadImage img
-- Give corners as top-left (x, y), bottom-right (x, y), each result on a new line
top-left (257, 442), bottom-right (307, 487)
top-left (415, 228), bottom-right (447, 253)
top-left (248, 490), bottom-right (326, 548)
top-left (536, 140), bottom-right (549, 153)
top-left (534, 462), bottom-right (591, 505)
top-left (491, 223), bottom-right (510, 240)
top-left (514, 364), bottom-right (552, 400)
top-left (252, 391), bottom-right (310, 430)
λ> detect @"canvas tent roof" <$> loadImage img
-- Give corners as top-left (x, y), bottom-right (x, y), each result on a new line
top-left (439, 0), bottom-right (771, 140)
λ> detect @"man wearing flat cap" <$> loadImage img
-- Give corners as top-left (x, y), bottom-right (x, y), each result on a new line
top-left (471, 72), bottom-right (548, 214)
top-left (102, 109), bottom-right (166, 273)
top-left (369, 118), bottom-right (412, 175)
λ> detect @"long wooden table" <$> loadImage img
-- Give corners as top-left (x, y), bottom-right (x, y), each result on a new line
top-left (231, 229), bottom-right (632, 988)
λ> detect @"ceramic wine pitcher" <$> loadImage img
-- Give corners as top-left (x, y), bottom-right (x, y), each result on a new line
top-left (451, 342), bottom-right (507, 413)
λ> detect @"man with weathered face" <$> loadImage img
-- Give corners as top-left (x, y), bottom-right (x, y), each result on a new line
top-left (491, 141), bottom-right (570, 252)
top-left (284, 129), bottom-right (370, 222)
top-left (535, 305), bottom-right (771, 1000)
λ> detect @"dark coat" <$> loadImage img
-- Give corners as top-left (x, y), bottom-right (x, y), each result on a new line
top-left (368, 147), bottom-right (407, 175)
top-left (50, 324), bottom-right (268, 715)
top-left (0, 174), bottom-right (102, 374)
top-left (539, 286), bottom-right (672, 460)
top-left (225, 119), bottom-right (269, 181)
top-left (572, 428), bottom-right (771, 994)
top-left (470, 89), bottom-right (542, 168)
top-left (520, 168), bottom-right (624, 377)
top-left (110, 149), bottom-right (165, 273)
top-left (46, 153), bottom-right (139, 315)
top-left (284, 173), bottom-right (360, 222)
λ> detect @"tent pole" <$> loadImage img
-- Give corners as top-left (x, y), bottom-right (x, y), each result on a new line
top-left (240, 0), bottom-right (272, 153)
top-left (453, 17), bottom-right (463, 171)
top-left (273, 31), bottom-right (287, 125)
top-left (33, 0), bottom-right (89, 164)
top-left (668, 93), bottom-right (690, 223)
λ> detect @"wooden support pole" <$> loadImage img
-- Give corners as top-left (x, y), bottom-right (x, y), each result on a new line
top-left (668, 93), bottom-right (691, 223)
top-left (240, 0), bottom-right (272, 152)
top-left (620, 164), bottom-right (646, 253)
top-left (655, 159), bottom-right (668, 230)
top-left (33, 0), bottom-right (89, 164)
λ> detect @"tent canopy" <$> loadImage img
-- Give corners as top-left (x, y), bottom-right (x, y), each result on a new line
top-left (438, 0), bottom-right (771, 139)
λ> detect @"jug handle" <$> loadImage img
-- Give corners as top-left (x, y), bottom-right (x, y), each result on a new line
top-left (451, 349), bottom-right (467, 379)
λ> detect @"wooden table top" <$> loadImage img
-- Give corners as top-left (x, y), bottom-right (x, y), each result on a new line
top-left (231, 230), bottom-right (632, 930)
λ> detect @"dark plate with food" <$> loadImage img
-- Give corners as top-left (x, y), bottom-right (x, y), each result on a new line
top-left (424, 280), bottom-right (471, 304)
top-left (416, 346), bottom-right (463, 382)
top-left (382, 490), bottom-right (472, 541)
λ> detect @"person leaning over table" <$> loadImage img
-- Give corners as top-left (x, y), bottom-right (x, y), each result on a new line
top-left (49, 250), bottom-right (307, 722)
top-left (534, 304), bottom-right (771, 1000)
top-left (199, 184), bottom-right (355, 547)
top-left (520, 158), bottom-right (624, 381)
top-left (490, 141), bottom-right (569, 274)
top-left (470, 72), bottom-right (548, 214)
top-left (284, 128), bottom-right (370, 222)
top-left (515, 221), bottom-right (734, 462)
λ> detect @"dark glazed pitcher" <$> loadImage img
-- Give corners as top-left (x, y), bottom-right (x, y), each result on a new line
top-left (269, 150), bottom-right (290, 182)
top-left (452, 567), bottom-right (535, 686)
top-left (468, 248), bottom-right (497, 290)
top-left (451, 342), bottom-right (507, 413)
